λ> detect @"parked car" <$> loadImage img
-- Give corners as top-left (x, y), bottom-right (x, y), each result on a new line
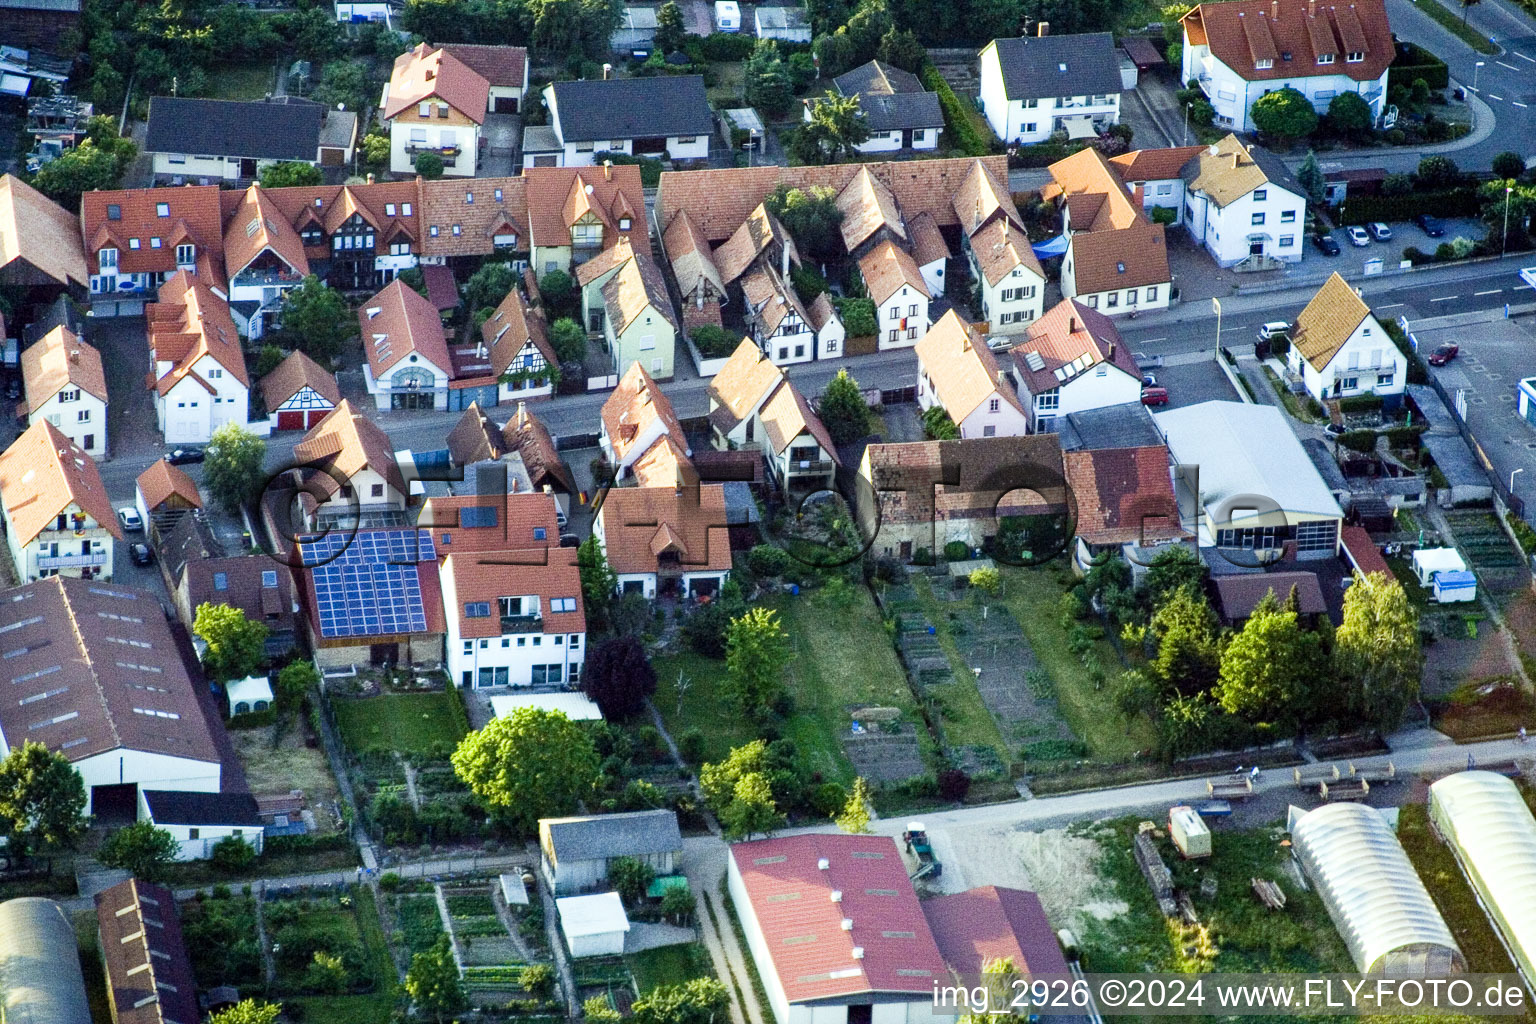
top-left (1141, 372), bottom-right (1158, 388)
top-left (559, 533), bottom-right (581, 548)
top-left (1141, 386), bottom-right (1170, 406)
top-left (1313, 234), bottom-right (1341, 256)
top-left (1347, 225), bottom-right (1371, 247)
top-left (129, 543), bottom-right (154, 566)
top-left (4, 379), bottom-right (18, 400)
top-left (164, 447), bottom-right (204, 465)
top-left (1257, 321), bottom-right (1290, 341)
top-left (116, 507), bottom-right (143, 532)
top-left (1324, 422), bottom-right (1346, 438)
top-left (1368, 222), bottom-right (1393, 241)
top-left (1417, 214), bottom-right (1446, 238)
top-left (1428, 343), bottom-right (1460, 366)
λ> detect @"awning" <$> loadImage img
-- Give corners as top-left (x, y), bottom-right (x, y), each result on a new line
top-left (1032, 234), bottom-right (1069, 259)
top-left (1062, 117), bottom-right (1099, 140)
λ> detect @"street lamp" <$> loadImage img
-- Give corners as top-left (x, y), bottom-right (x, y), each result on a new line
top-left (1184, 102), bottom-right (1193, 145)
top-left (1504, 184), bottom-right (1515, 255)
top-left (1474, 60), bottom-right (1486, 91)
top-left (1512, 467), bottom-right (1524, 495)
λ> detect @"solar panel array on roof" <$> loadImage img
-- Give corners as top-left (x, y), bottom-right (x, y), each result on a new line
top-left (298, 529), bottom-right (436, 638)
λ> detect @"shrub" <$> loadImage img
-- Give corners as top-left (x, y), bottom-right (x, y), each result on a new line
top-left (748, 544), bottom-right (793, 578)
top-left (1339, 429), bottom-right (1378, 453)
top-left (1335, 188), bottom-right (1480, 223)
top-left (1385, 425), bottom-right (1424, 449)
top-left (1338, 393), bottom-right (1383, 413)
top-left (810, 781), bottom-right (848, 816)
top-left (211, 836), bottom-right (257, 873)
top-left (696, 32), bottom-right (755, 60)
top-left (1507, 511), bottom-right (1536, 553)
top-left (919, 64), bottom-right (991, 156)
top-left (1402, 246), bottom-right (1431, 265)
top-left (839, 298), bottom-right (877, 337)
top-left (677, 728), bottom-right (706, 764)
top-left (937, 767), bottom-right (971, 801)
top-left (943, 540), bottom-right (971, 561)
top-left (689, 323), bottom-right (739, 359)
top-left (592, 151), bottom-right (664, 187)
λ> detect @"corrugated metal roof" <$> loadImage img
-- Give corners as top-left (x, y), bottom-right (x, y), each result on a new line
top-left (0, 897), bottom-right (91, 1024)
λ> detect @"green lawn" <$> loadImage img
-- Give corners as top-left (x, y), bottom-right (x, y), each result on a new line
top-left (332, 691), bottom-right (468, 754)
top-left (1407, 0), bottom-right (1499, 53)
top-left (626, 943), bottom-right (713, 995)
top-left (655, 586), bottom-right (929, 783)
top-left (208, 63), bottom-right (278, 100)
top-left (907, 576), bottom-right (1010, 766)
top-left (705, 61), bottom-right (745, 105)
top-left (999, 568), bottom-right (1155, 759)
top-left (289, 888), bottom-right (401, 1024)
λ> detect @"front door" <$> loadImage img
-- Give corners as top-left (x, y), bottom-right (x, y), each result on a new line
top-left (1250, 241), bottom-right (1264, 255)
top-left (240, 158), bottom-right (259, 178)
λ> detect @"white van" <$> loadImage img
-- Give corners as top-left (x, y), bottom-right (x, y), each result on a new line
top-left (715, 0), bottom-right (740, 30)
top-left (1257, 321), bottom-right (1290, 341)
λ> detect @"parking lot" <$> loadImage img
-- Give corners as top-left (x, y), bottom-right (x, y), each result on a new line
top-left (1139, 351), bottom-right (1242, 409)
top-left (1314, 216), bottom-right (1485, 263)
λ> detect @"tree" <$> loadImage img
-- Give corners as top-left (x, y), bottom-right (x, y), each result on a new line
top-left (765, 183), bottom-right (844, 262)
top-left (746, 39), bottom-right (795, 116)
top-left (315, 58), bottom-right (371, 111)
top-left (521, 963), bottom-right (556, 999)
top-left (655, 0), bottom-right (687, 53)
top-left (30, 143), bottom-right (128, 210)
top-left (538, 268), bottom-right (576, 314)
top-left (792, 91), bottom-right (872, 163)
top-left (360, 132), bottom-right (391, 171)
top-left (834, 777), bottom-right (873, 832)
top-left (724, 607), bottom-right (790, 719)
top-left (405, 935), bottom-right (466, 1024)
top-left (700, 740), bottom-right (770, 810)
top-left (259, 161), bottom-right (323, 189)
top-left (256, 344), bottom-right (287, 377)
top-left (1493, 151), bottom-right (1527, 181)
top-left (577, 536), bottom-right (618, 626)
top-left (209, 1001), bottom-right (282, 1024)
top-left (1142, 545), bottom-right (1207, 607)
top-left (451, 707), bottom-right (599, 831)
top-left (398, 266), bottom-right (429, 298)
top-left (1296, 150), bottom-right (1326, 205)
top-left (632, 979), bottom-right (732, 1024)
top-left (1214, 592), bottom-right (1316, 723)
top-left (720, 772), bottom-right (783, 839)
top-left (1334, 571), bottom-right (1422, 731)
top-left (276, 659), bottom-right (319, 711)
top-left (203, 422), bottom-right (268, 515)
top-left (1113, 668), bottom-right (1160, 728)
top-left (414, 151), bottom-right (445, 179)
top-left (467, 261), bottom-right (517, 312)
top-left (1326, 92), bottom-right (1374, 140)
top-left (661, 882), bottom-right (694, 923)
top-left (819, 368), bottom-right (872, 443)
top-left (1417, 155), bottom-right (1461, 189)
top-left (278, 276), bottom-right (352, 364)
top-left (549, 317), bottom-right (587, 363)
top-left (211, 835), bottom-right (257, 873)
top-left (874, 26), bottom-right (925, 71)
top-left (194, 603), bottom-right (268, 683)
top-left (1251, 86), bottom-right (1318, 143)
top-left (1148, 585), bottom-right (1220, 695)
top-left (1158, 691), bottom-right (1215, 758)
top-left (98, 820), bottom-right (179, 882)
top-left (608, 855), bottom-right (656, 903)
top-left (0, 741), bottom-right (87, 858)
top-left (583, 635), bottom-right (658, 719)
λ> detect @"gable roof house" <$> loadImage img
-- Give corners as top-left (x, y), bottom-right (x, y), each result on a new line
top-left (145, 270), bottom-right (251, 443)
top-left (0, 418), bottom-right (122, 582)
top-left (262, 348), bottom-right (341, 431)
top-left (221, 183), bottom-right (311, 340)
top-left (1046, 146), bottom-right (1172, 316)
top-left (419, 175), bottom-right (528, 265)
top-left (977, 31), bottom-right (1125, 145)
top-left (1063, 443), bottom-right (1188, 572)
top-left (291, 399), bottom-right (412, 527)
top-left (540, 809), bottom-right (683, 894)
top-left (359, 277), bottom-right (454, 411)
top-left (1286, 271), bottom-right (1403, 406)
top-left (0, 172), bottom-right (88, 299)
top-left (603, 254), bottom-right (679, 380)
top-left (524, 163), bottom-right (646, 275)
top-left (479, 283), bottom-right (558, 403)
top-left (440, 44), bottom-right (530, 113)
top-left (95, 879), bottom-right (202, 1023)
top-left (533, 75), bottom-right (713, 169)
top-left (81, 184), bottom-right (225, 302)
top-left (662, 210), bottom-right (727, 328)
top-left (244, 176), bottom-right (425, 292)
top-left (170, 544), bottom-right (300, 656)
top-left (861, 239), bottom-right (930, 350)
top-left (915, 310), bottom-right (1028, 439)
top-left (500, 402), bottom-right (577, 507)
top-left (0, 575), bottom-right (222, 815)
top-left (133, 459), bottom-right (201, 540)
top-left (593, 483), bottom-right (732, 600)
top-left (382, 43), bottom-right (491, 177)
top-left (20, 324), bottom-right (107, 457)
top-left (757, 379), bottom-right (840, 494)
top-left (828, 60), bottom-right (945, 153)
top-left (952, 161), bottom-right (1044, 332)
top-left (144, 96), bottom-right (355, 183)
top-left (1009, 298), bottom-right (1142, 432)
top-left (707, 337), bottom-right (788, 449)
top-left (1180, 0), bottom-right (1393, 133)
top-left (1181, 134), bottom-right (1308, 268)
top-left (600, 362), bottom-right (692, 484)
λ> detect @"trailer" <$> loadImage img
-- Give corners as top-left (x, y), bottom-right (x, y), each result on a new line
top-left (1293, 764), bottom-right (1340, 788)
top-left (902, 822), bottom-right (941, 880)
top-left (1319, 778), bottom-right (1370, 802)
top-left (1348, 760), bottom-right (1396, 783)
top-left (1169, 805), bottom-right (1212, 859)
top-left (1193, 800), bottom-right (1232, 817)
top-left (1207, 775), bottom-right (1254, 800)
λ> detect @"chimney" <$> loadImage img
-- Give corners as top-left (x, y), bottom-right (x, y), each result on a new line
top-left (1271, 0), bottom-right (1278, 16)
top-left (1037, 20), bottom-right (1049, 35)
top-left (1108, 342), bottom-right (1115, 359)
top-left (1069, 316), bottom-right (1078, 333)
top-left (1133, 183), bottom-right (1144, 207)
top-left (366, 172), bottom-right (376, 185)
top-left (817, 858), bottom-right (830, 870)
top-left (830, 890), bottom-right (843, 902)
top-left (602, 62), bottom-right (613, 80)
top-left (517, 400), bottom-right (528, 427)
top-left (604, 159), bottom-right (612, 181)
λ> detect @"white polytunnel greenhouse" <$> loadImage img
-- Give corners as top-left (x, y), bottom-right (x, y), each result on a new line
top-left (1428, 771), bottom-right (1536, 994)
top-left (1289, 802), bottom-right (1466, 975)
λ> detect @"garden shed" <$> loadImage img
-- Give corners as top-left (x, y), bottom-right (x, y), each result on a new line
top-left (1428, 771), bottom-right (1536, 993)
top-left (1411, 547), bottom-right (1467, 587)
top-left (226, 674), bottom-right (274, 716)
top-left (1288, 802), bottom-right (1465, 974)
top-left (556, 892), bottom-right (630, 957)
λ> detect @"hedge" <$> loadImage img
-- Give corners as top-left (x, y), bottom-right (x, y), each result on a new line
top-left (1388, 42), bottom-right (1449, 92)
top-left (1338, 394), bottom-right (1383, 413)
top-left (1335, 188), bottom-right (1481, 223)
top-left (920, 64), bottom-right (992, 157)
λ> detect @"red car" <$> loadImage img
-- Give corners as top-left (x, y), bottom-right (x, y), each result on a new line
top-left (1428, 344), bottom-right (1459, 366)
top-left (1141, 386), bottom-right (1170, 406)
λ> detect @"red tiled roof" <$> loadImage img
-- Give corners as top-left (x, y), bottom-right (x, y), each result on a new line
top-left (0, 173), bottom-right (88, 289)
top-left (95, 879), bottom-right (201, 1024)
top-left (1062, 445), bottom-right (1186, 546)
top-left (595, 484), bottom-right (731, 575)
top-left (1012, 299), bottom-right (1138, 394)
top-left (223, 185), bottom-right (308, 281)
top-left (922, 886), bottom-right (1071, 979)
top-left (525, 165), bottom-right (645, 255)
top-left (916, 310), bottom-right (1025, 422)
top-left (1213, 571), bottom-right (1327, 620)
top-left (419, 177), bottom-right (527, 258)
top-left (1183, 0), bottom-right (1393, 82)
top-left (1342, 524), bottom-right (1391, 577)
top-left (758, 380), bottom-right (840, 462)
top-left (293, 399), bottom-right (409, 500)
top-left (729, 834), bottom-right (947, 1003)
top-left (503, 402), bottom-right (577, 495)
top-left (21, 325), bottom-right (107, 410)
top-left (136, 459), bottom-right (202, 512)
top-left (385, 43), bottom-right (489, 123)
top-left (442, 547), bottom-right (584, 638)
top-left (422, 263), bottom-right (459, 310)
top-left (359, 278), bottom-right (453, 378)
top-left (1109, 146), bottom-right (1206, 183)
top-left (251, 179), bottom-right (424, 262)
top-left (260, 349), bottom-right (340, 411)
top-left (602, 363), bottom-right (688, 468)
top-left (440, 44), bottom-right (528, 89)
top-left (82, 185), bottom-right (225, 280)
top-left (421, 491), bottom-right (560, 553)
top-left (0, 419), bottom-right (122, 545)
top-left (145, 270), bottom-right (250, 395)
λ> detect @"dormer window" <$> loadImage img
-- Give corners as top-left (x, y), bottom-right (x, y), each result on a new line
top-left (129, 238), bottom-right (141, 250)
top-left (1346, 50), bottom-right (1364, 62)
top-left (156, 203), bottom-right (169, 217)
top-left (1317, 52), bottom-right (1335, 64)
top-left (403, 203), bottom-right (412, 215)
top-left (1255, 58), bottom-right (1273, 69)
top-left (314, 197), bottom-right (323, 207)
top-left (385, 203), bottom-right (396, 215)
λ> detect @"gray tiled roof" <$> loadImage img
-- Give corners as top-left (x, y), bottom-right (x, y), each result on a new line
top-left (1057, 402), bottom-right (1163, 451)
top-left (833, 61), bottom-right (944, 133)
top-left (987, 33), bottom-right (1122, 101)
top-left (541, 809), bottom-right (682, 861)
top-left (551, 76), bottom-right (713, 142)
top-left (145, 96), bottom-right (323, 162)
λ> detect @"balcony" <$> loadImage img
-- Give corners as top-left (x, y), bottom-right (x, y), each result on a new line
top-left (232, 268), bottom-right (304, 290)
top-left (787, 460), bottom-right (834, 474)
top-left (407, 143), bottom-right (461, 157)
top-left (500, 613), bottom-right (544, 633)
top-left (37, 551), bottom-right (108, 569)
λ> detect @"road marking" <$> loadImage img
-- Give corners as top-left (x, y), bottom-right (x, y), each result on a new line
top-left (1429, 295), bottom-right (1459, 302)
top-left (1490, 94), bottom-right (1506, 101)
top-left (1518, 283), bottom-right (1534, 290)
top-left (1138, 337), bottom-right (1168, 343)
top-left (1476, 289), bottom-right (1504, 295)
top-left (1519, 51), bottom-right (1536, 62)
top-left (1378, 302), bottom-right (1404, 309)
top-left (1516, 102), bottom-right (1531, 108)
top-left (1498, 60), bottom-right (1521, 70)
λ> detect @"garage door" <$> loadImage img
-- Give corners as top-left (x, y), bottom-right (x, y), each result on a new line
top-left (493, 96), bottom-right (519, 113)
top-left (278, 410), bottom-right (305, 431)
top-left (307, 409), bottom-right (330, 428)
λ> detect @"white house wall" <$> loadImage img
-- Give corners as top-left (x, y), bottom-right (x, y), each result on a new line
top-left (29, 392), bottom-right (107, 456)
top-left (875, 284), bottom-right (928, 350)
top-left (1186, 185), bottom-right (1306, 267)
top-left (1183, 45), bottom-right (1387, 132)
top-left (75, 748), bottom-right (221, 814)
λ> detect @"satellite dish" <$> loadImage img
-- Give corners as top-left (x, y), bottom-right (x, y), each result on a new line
top-left (584, 183), bottom-right (594, 195)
